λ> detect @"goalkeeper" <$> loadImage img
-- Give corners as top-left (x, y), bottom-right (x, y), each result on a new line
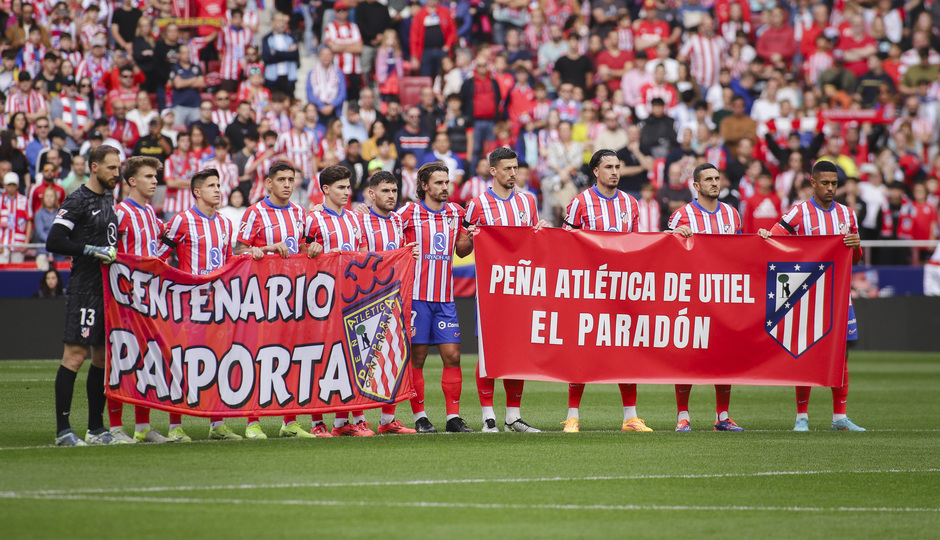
top-left (45, 146), bottom-right (123, 447)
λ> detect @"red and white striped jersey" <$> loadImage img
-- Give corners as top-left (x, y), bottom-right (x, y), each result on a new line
top-left (678, 34), bottom-right (725, 89)
top-left (401, 168), bottom-right (418, 202)
top-left (565, 186), bottom-right (640, 232)
top-left (639, 83), bottom-right (679, 112)
top-left (668, 199), bottom-right (742, 234)
top-left (265, 110), bottom-right (292, 135)
top-left (398, 201), bottom-right (466, 302)
top-left (201, 156), bottom-right (240, 207)
top-left (276, 130), bottom-right (317, 180)
top-left (358, 209), bottom-right (405, 252)
top-left (316, 137), bottom-right (345, 161)
top-left (217, 25), bottom-right (254, 80)
top-left (305, 207), bottom-right (361, 251)
top-left (76, 54), bottom-right (111, 98)
top-left (776, 198), bottom-right (858, 237)
top-left (458, 176), bottom-right (493, 205)
top-left (0, 191), bottom-right (29, 246)
top-left (80, 23), bottom-right (106, 51)
top-left (465, 188), bottom-right (539, 227)
top-left (211, 108), bottom-right (236, 132)
top-left (323, 21), bottom-right (363, 75)
top-left (803, 51), bottom-right (833, 86)
top-left (5, 89), bottom-right (46, 118)
top-left (228, 8), bottom-right (260, 30)
top-left (617, 27), bottom-right (635, 52)
top-left (157, 207), bottom-right (234, 275)
top-left (163, 151), bottom-right (199, 215)
top-left (637, 197), bottom-right (661, 232)
top-left (115, 198), bottom-right (164, 256)
top-left (237, 197), bottom-right (307, 254)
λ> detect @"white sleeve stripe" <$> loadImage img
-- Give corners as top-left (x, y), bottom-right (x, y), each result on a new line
top-left (53, 218), bottom-right (75, 230)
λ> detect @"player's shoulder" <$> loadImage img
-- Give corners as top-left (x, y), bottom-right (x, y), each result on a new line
top-left (446, 202), bottom-right (466, 216)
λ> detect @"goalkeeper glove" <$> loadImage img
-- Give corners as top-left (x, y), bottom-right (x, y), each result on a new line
top-left (84, 245), bottom-right (117, 264)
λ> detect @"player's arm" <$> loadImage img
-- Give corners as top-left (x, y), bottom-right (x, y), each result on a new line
top-left (303, 215), bottom-right (324, 257)
top-left (758, 222), bottom-right (792, 239)
top-left (46, 203), bottom-right (116, 263)
top-left (562, 198), bottom-right (582, 230)
top-left (666, 209), bottom-right (692, 237)
top-left (155, 214), bottom-right (186, 260)
top-left (846, 211), bottom-right (862, 263)
top-left (456, 225), bottom-right (474, 257)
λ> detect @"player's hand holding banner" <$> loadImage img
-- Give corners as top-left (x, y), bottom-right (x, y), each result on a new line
top-left (103, 249), bottom-right (415, 417)
top-left (475, 227), bottom-right (852, 387)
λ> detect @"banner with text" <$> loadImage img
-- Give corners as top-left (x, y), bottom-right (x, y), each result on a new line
top-left (476, 228), bottom-right (851, 387)
top-left (103, 250), bottom-right (415, 417)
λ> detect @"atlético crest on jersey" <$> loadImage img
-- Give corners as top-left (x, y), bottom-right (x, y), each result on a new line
top-left (765, 261), bottom-right (834, 358)
top-left (342, 283), bottom-right (410, 403)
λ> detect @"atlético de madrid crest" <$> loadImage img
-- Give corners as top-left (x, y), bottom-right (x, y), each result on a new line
top-left (765, 261), bottom-right (834, 358)
top-left (342, 284), bottom-right (410, 403)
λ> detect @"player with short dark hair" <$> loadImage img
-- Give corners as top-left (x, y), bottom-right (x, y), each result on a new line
top-left (562, 149), bottom-right (653, 434)
top-left (156, 168), bottom-right (241, 440)
top-left (234, 161), bottom-right (321, 439)
top-left (357, 170), bottom-right (418, 434)
top-left (759, 160), bottom-right (866, 432)
top-left (305, 164), bottom-right (375, 436)
top-left (398, 162), bottom-right (476, 433)
top-left (46, 145), bottom-right (123, 446)
top-left (668, 162), bottom-right (745, 432)
top-left (465, 147), bottom-right (547, 433)
top-left (106, 155), bottom-right (175, 443)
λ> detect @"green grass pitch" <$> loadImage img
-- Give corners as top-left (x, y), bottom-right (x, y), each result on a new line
top-left (1, 351), bottom-right (939, 539)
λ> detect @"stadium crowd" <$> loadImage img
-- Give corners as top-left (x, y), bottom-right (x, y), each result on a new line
top-left (0, 0), bottom-right (939, 269)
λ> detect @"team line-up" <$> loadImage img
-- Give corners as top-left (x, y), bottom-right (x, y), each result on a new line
top-left (46, 145), bottom-right (865, 447)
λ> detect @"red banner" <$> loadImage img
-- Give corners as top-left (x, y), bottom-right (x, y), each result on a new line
top-left (817, 108), bottom-right (895, 125)
top-left (475, 228), bottom-right (852, 387)
top-left (103, 250), bottom-right (415, 417)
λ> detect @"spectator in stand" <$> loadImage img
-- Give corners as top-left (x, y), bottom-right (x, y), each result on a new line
top-left (634, 0), bottom-right (677, 60)
top-left (616, 125), bottom-right (653, 196)
top-left (410, 0), bottom-right (457, 79)
top-left (217, 8), bottom-right (254, 93)
top-left (152, 22), bottom-right (181, 110)
top-left (858, 166), bottom-right (888, 240)
top-left (394, 105), bottom-right (432, 163)
top-left (553, 32), bottom-right (593, 92)
top-left (108, 100), bottom-right (139, 157)
top-left (678, 14), bottom-right (725, 90)
top-left (132, 16), bottom-right (157, 96)
top-left (537, 23), bottom-right (567, 90)
top-left (544, 121), bottom-right (583, 226)
top-left (357, 0), bottom-right (392, 83)
top-left (192, 100), bottom-right (222, 146)
top-left (857, 55), bottom-right (896, 108)
top-left (417, 86), bottom-right (444, 136)
top-left (460, 54), bottom-right (502, 162)
top-left (636, 63), bottom-right (678, 120)
top-left (306, 47), bottom-right (346, 123)
top-left (878, 181), bottom-right (914, 265)
top-left (6, 2), bottom-right (50, 50)
top-left (169, 44), bottom-right (204, 127)
top-left (341, 104), bottom-right (369, 145)
top-left (61, 155), bottom-right (89, 196)
top-left (658, 161), bottom-right (694, 229)
top-left (743, 168), bottom-right (782, 233)
top-left (595, 109), bottom-right (629, 153)
top-left (261, 12), bottom-right (300, 97)
top-left (0, 171), bottom-right (29, 264)
top-left (421, 131), bottom-right (464, 188)
top-left (375, 29), bottom-right (405, 101)
top-left (910, 182), bottom-right (938, 263)
top-left (836, 12), bottom-right (877, 79)
top-left (33, 269), bottom-right (64, 297)
top-left (32, 186), bottom-right (60, 270)
top-left (755, 7), bottom-right (796, 69)
top-left (719, 95), bottom-right (757, 158)
top-left (323, 1), bottom-right (364, 101)
top-left (225, 100), bottom-right (258, 155)
top-left (126, 90), bottom-right (157, 136)
top-left (28, 161), bottom-right (66, 219)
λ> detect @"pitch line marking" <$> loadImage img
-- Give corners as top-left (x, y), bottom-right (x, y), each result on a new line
top-left (0, 493), bottom-right (938, 513)
top-left (4, 468), bottom-right (939, 497)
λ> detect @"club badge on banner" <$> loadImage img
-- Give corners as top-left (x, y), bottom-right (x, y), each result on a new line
top-left (475, 228), bottom-right (852, 387)
top-left (103, 249), bottom-right (415, 417)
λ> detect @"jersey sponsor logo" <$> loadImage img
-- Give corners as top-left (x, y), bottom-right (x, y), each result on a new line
top-left (341, 242), bottom-right (353, 251)
top-left (765, 261), bottom-right (834, 358)
top-left (432, 232), bottom-right (446, 253)
top-left (285, 236), bottom-right (298, 254)
top-left (107, 223), bottom-right (118, 246)
top-left (385, 242), bottom-right (397, 251)
top-left (209, 247), bottom-right (223, 269)
top-left (148, 239), bottom-right (159, 256)
top-left (342, 281), bottom-right (410, 404)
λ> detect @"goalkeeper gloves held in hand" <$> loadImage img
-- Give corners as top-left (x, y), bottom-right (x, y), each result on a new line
top-left (84, 245), bottom-right (117, 264)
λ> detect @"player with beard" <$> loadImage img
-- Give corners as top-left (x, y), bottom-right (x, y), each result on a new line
top-left (561, 149), bottom-right (653, 434)
top-left (668, 163), bottom-right (745, 432)
top-left (464, 147), bottom-right (547, 433)
top-left (397, 162), bottom-right (475, 433)
top-left (46, 145), bottom-right (122, 446)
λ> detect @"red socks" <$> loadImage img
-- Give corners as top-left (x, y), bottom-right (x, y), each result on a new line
top-left (832, 367), bottom-right (849, 415)
top-left (476, 363), bottom-right (494, 407)
top-left (283, 415), bottom-right (297, 424)
top-left (134, 405), bottom-right (150, 425)
top-left (441, 366), bottom-right (462, 416)
top-left (715, 385), bottom-right (731, 415)
top-left (107, 397), bottom-right (123, 428)
top-left (568, 383), bottom-right (585, 408)
top-left (618, 383), bottom-right (637, 407)
top-left (675, 384), bottom-right (692, 412)
top-left (169, 413), bottom-right (182, 425)
top-left (796, 386), bottom-right (811, 414)
top-left (410, 368), bottom-right (426, 414)
top-left (381, 404), bottom-right (395, 415)
top-left (504, 379), bottom-right (524, 408)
